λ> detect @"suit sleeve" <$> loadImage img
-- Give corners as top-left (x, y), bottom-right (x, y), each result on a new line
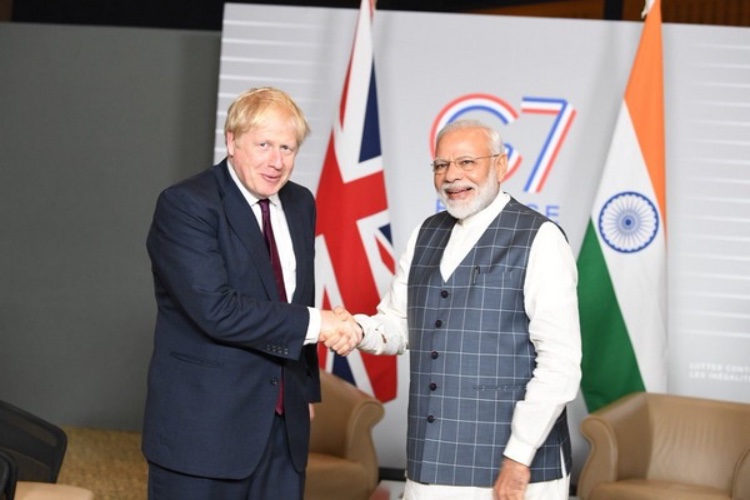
top-left (147, 184), bottom-right (310, 360)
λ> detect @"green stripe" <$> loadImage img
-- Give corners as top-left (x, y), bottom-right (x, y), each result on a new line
top-left (577, 220), bottom-right (645, 412)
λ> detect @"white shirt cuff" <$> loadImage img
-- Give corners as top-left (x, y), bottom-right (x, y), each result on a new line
top-left (503, 435), bottom-right (536, 467)
top-left (304, 307), bottom-right (321, 344)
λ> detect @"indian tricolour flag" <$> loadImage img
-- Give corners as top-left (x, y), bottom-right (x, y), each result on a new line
top-left (577, 0), bottom-right (667, 413)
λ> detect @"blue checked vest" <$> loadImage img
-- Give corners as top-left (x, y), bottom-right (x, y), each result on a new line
top-left (406, 197), bottom-right (572, 486)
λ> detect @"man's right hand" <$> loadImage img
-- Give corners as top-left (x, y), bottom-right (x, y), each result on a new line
top-left (319, 306), bottom-right (363, 356)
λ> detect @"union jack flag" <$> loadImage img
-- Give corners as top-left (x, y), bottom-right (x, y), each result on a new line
top-left (314, 0), bottom-right (397, 402)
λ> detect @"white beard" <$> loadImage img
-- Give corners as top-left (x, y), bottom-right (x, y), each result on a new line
top-left (438, 171), bottom-right (501, 220)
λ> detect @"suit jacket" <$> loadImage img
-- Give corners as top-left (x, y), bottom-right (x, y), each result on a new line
top-left (141, 160), bottom-right (320, 480)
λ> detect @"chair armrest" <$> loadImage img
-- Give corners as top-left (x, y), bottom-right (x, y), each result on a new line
top-left (732, 446), bottom-right (750, 500)
top-left (0, 449), bottom-right (18, 500)
top-left (310, 371), bottom-right (385, 492)
top-left (578, 415), bottom-right (618, 500)
top-left (16, 481), bottom-right (95, 500)
top-left (578, 392), bottom-right (652, 500)
top-left (342, 398), bottom-right (385, 465)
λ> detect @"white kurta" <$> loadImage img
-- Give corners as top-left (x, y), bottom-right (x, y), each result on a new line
top-left (356, 192), bottom-right (581, 499)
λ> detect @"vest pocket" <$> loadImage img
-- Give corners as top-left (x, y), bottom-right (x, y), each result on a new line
top-left (472, 384), bottom-right (525, 392)
top-left (471, 267), bottom-right (523, 285)
top-left (468, 268), bottom-right (523, 306)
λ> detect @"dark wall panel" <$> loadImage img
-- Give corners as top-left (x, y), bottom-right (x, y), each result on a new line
top-left (0, 23), bottom-right (220, 430)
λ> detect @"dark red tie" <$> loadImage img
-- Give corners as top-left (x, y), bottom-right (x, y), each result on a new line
top-left (258, 198), bottom-right (286, 414)
top-left (258, 199), bottom-right (287, 302)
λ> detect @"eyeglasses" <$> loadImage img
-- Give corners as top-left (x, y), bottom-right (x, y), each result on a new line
top-left (431, 154), bottom-right (500, 174)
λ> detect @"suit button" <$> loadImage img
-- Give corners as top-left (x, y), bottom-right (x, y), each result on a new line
top-left (435, 320), bottom-right (442, 328)
top-left (271, 378), bottom-right (280, 386)
top-left (429, 383), bottom-right (437, 391)
top-left (431, 351), bottom-right (439, 359)
top-left (427, 415), bottom-right (435, 423)
top-left (441, 290), bottom-right (449, 298)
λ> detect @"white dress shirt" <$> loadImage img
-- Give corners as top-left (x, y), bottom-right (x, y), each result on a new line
top-left (227, 162), bottom-right (321, 343)
top-left (356, 191), bottom-right (581, 497)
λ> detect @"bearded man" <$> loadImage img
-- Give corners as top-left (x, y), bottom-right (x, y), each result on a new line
top-left (354, 119), bottom-right (582, 500)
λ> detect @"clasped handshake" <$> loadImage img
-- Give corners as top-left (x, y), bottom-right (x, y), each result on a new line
top-left (319, 306), bottom-right (362, 357)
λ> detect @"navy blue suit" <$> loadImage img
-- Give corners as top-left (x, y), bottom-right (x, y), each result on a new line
top-left (142, 160), bottom-right (320, 483)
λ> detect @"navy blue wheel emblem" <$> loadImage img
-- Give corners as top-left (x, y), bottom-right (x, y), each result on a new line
top-left (598, 191), bottom-right (659, 253)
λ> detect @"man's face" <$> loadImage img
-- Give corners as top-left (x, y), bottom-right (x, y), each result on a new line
top-left (226, 107), bottom-right (299, 199)
top-left (433, 127), bottom-right (507, 219)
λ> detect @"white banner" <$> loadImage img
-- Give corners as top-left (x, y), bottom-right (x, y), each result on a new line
top-left (215, 4), bottom-right (750, 473)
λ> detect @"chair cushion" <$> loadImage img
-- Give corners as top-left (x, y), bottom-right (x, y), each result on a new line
top-left (305, 452), bottom-right (370, 500)
top-left (591, 479), bottom-right (729, 500)
top-left (15, 481), bottom-right (95, 500)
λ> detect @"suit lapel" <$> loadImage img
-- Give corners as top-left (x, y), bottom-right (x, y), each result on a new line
top-left (212, 161), bottom-right (279, 300)
top-left (279, 186), bottom-right (307, 305)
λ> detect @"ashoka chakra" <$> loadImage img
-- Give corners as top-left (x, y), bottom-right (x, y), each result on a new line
top-left (598, 191), bottom-right (659, 253)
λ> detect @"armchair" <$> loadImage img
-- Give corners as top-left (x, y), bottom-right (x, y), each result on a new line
top-left (0, 450), bottom-right (16, 500)
top-left (578, 391), bottom-right (750, 500)
top-left (0, 400), bottom-right (94, 500)
top-left (305, 370), bottom-right (386, 500)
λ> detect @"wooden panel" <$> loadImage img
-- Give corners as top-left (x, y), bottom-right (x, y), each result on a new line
top-left (472, 0), bottom-right (750, 26)
top-left (624, 0), bottom-right (750, 24)
top-left (472, 0), bottom-right (604, 19)
top-left (0, 0), bottom-right (12, 21)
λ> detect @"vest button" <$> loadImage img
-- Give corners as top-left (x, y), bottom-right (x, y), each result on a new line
top-left (441, 290), bottom-right (449, 298)
top-left (271, 377), bottom-right (280, 386)
top-left (429, 383), bottom-right (437, 391)
top-left (427, 415), bottom-right (435, 423)
top-left (435, 320), bottom-right (442, 327)
top-left (431, 351), bottom-right (439, 359)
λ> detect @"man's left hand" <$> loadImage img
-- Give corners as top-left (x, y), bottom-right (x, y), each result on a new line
top-left (493, 457), bottom-right (530, 500)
